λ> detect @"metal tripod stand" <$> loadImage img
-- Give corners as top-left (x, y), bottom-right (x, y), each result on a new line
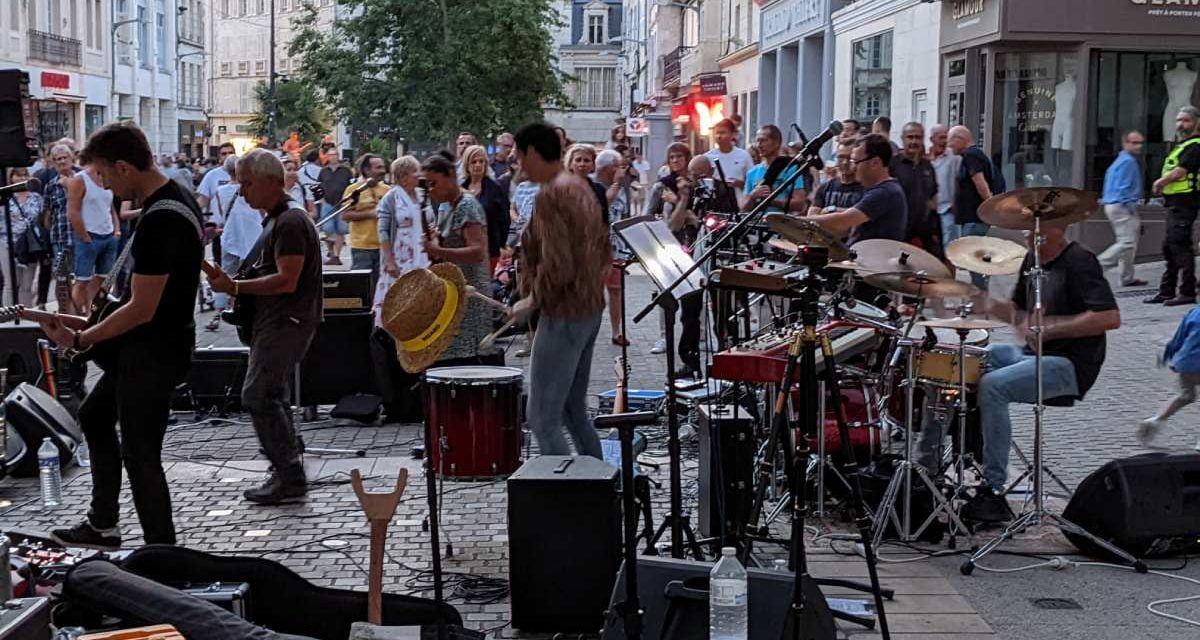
top-left (960, 199), bottom-right (1146, 575)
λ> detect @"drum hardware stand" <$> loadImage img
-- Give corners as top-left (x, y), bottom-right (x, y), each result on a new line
top-left (1002, 440), bottom-right (1072, 500)
top-left (291, 366), bottom-right (366, 458)
top-left (597, 411), bottom-right (658, 640)
top-left (419, 379), bottom-right (450, 640)
top-left (961, 193), bottom-right (1147, 576)
top-left (870, 299), bottom-right (969, 549)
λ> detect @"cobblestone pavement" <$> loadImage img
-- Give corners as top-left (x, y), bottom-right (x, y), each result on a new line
top-left (3, 257), bottom-right (1199, 638)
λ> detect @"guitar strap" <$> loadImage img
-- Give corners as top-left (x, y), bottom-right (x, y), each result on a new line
top-left (99, 198), bottom-right (202, 299)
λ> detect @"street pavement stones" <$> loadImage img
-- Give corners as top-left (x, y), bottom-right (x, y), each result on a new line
top-left (3, 257), bottom-right (1199, 638)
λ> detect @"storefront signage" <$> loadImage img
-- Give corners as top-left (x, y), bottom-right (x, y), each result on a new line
top-left (626, 117), bottom-right (649, 138)
top-left (952, 0), bottom-right (986, 20)
top-left (40, 72), bottom-right (70, 90)
top-left (1129, 0), bottom-right (1200, 18)
top-left (940, 0), bottom-right (1001, 47)
top-left (1003, 0), bottom-right (1200, 36)
top-left (761, 0), bottom-right (824, 50)
top-left (699, 74), bottom-right (727, 98)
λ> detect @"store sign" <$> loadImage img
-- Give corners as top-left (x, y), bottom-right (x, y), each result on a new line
top-left (1128, 0), bottom-right (1200, 18)
top-left (40, 72), bottom-right (70, 90)
top-left (761, 0), bottom-right (824, 50)
top-left (1006, 0), bottom-right (1200, 35)
top-left (626, 117), bottom-right (649, 138)
top-left (952, 0), bottom-right (986, 20)
top-left (699, 75), bottom-right (727, 98)
top-left (941, 0), bottom-right (1001, 47)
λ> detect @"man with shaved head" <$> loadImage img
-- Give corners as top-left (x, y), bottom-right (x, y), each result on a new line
top-left (948, 125), bottom-right (998, 290)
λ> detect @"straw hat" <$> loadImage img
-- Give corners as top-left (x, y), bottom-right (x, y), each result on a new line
top-left (381, 263), bottom-right (467, 373)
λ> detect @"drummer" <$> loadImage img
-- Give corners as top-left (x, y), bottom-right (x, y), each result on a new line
top-left (962, 224), bottom-right (1119, 523)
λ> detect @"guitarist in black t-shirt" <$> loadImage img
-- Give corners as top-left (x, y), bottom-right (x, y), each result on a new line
top-left (34, 121), bottom-right (203, 550)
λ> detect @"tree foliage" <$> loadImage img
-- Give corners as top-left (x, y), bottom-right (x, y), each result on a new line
top-left (288, 0), bottom-right (572, 146)
top-left (247, 80), bottom-right (328, 145)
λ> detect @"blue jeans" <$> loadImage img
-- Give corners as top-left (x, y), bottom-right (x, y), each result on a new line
top-left (978, 344), bottom-right (1078, 491)
top-left (527, 312), bottom-right (603, 458)
top-left (73, 231), bottom-right (118, 281)
top-left (959, 222), bottom-right (991, 291)
top-left (318, 202), bottom-right (349, 235)
top-left (939, 208), bottom-right (960, 249)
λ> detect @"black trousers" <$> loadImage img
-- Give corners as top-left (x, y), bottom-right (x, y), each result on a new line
top-left (678, 293), bottom-right (704, 372)
top-left (1159, 200), bottom-right (1200, 299)
top-left (243, 319), bottom-right (317, 473)
top-left (80, 338), bottom-right (189, 544)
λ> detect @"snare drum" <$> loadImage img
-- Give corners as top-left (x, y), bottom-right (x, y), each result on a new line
top-left (915, 344), bottom-right (989, 388)
top-left (423, 366), bottom-right (524, 479)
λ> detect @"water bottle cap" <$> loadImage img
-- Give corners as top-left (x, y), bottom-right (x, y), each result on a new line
top-left (721, 547), bottom-right (735, 556)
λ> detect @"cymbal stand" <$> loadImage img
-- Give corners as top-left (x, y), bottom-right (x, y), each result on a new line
top-left (870, 297), bottom-right (969, 549)
top-left (961, 196), bottom-right (1146, 575)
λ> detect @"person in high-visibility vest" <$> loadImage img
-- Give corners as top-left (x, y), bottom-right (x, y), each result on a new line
top-left (1147, 106), bottom-right (1200, 306)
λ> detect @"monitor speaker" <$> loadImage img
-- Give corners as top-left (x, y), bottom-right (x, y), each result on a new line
top-left (298, 311), bottom-right (377, 406)
top-left (0, 321), bottom-right (46, 391)
top-left (5, 382), bottom-right (80, 477)
top-left (172, 347), bottom-right (249, 413)
top-left (1063, 452), bottom-right (1200, 559)
top-left (600, 555), bottom-right (836, 639)
top-left (0, 70), bottom-right (40, 167)
top-left (507, 455), bottom-right (620, 633)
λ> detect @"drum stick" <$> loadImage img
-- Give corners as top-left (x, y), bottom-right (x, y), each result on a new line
top-left (465, 286), bottom-right (510, 313)
top-left (480, 318), bottom-right (517, 351)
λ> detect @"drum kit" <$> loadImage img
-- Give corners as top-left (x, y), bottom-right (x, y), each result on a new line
top-left (762, 187), bottom-right (1139, 570)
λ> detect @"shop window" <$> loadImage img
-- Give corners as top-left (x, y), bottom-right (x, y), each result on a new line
top-left (851, 31), bottom-right (892, 122)
top-left (993, 51), bottom-right (1077, 191)
top-left (1087, 51), bottom-right (1200, 196)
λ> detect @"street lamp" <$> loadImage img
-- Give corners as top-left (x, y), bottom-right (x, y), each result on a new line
top-left (110, 17), bottom-right (143, 121)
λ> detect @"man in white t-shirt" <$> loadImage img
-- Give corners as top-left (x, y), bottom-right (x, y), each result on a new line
top-left (297, 148), bottom-right (322, 205)
top-left (703, 118), bottom-right (752, 202)
top-left (196, 142), bottom-right (236, 214)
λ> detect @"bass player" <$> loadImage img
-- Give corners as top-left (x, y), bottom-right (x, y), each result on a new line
top-left (34, 122), bottom-right (204, 550)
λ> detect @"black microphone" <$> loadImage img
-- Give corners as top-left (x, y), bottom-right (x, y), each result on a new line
top-left (0, 178), bottom-right (42, 195)
top-left (789, 124), bottom-right (809, 149)
top-left (796, 120), bottom-right (844, 160)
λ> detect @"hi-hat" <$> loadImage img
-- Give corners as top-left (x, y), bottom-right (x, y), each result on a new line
top-left (852, 239), bottom-right (951, 279)
top-left (946, 236), bottom-right (1028, 276)
top-left (978, 187), bottom-right (1097, 230)
top-left (916, 316), bottom-right (1007, 331)
top-left (765, 213), bottom-right (850, 261)
top-left (864, 272), bottom-right (977, 298)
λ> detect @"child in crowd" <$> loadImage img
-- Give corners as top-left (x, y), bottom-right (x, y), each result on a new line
top-left (1139, 304), bottom-right (1200, 450)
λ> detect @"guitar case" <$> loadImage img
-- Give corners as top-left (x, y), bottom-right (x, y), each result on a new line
top-left (111, 545), bottom-right (462, 640)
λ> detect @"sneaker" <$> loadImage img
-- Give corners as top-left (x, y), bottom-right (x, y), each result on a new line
top-left (244, 466), bottom-right (307, 505)
top-left (51, 521), bottom-right (121, 551)
top-left (205, 314), bottom-right (221, 332)
top-left (650, 338), bottom-right (667, 354)
top-left (961, 487), bottom-right (1014, 524)
top-left (1137, 418), bottom-right (1166, 447)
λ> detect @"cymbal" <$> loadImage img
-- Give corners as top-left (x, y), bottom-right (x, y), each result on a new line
top-left (946, 236), bottom-right (1028, 276)
top-left (864, 272), bottom-right (978, 299)
top-left (851, 239), bottom-right (951, 279)
top-left (765, 213), bottom-right (850, 261)
top-left (826, 259), bottom-right (876, 273)
top-left (917, 316), bottom-right (1007, 331)
top-left (978, 187), bottom-right (1097, 230)
top-left (767, 237), bottom-right (799, 254)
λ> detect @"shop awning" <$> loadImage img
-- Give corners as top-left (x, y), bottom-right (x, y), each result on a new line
top-left (46, 92), bottom-right (86, 103)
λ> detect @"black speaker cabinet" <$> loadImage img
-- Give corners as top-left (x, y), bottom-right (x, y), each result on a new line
top-left (5, 383), bottom-right (80, 477)
top-left (173, 346), bottom-right (249, 412)
top-left (697, 404), bottom-right (756, 541)
top-left (298, 310), bottom-right (377, 406)
top-left (600, 556), bottom-right (836, 640)
top-left (1064, 452), bottom-right (1200, 559)
top-left (0, 70), bottom-right (38, 168)
top-left (0, 321), bottom-right (46, 390)
top-left (507, 455), bottom-right (621, 633)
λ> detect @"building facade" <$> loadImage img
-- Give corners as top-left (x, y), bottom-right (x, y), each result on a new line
top-left (0, 0), bottom-right (112, 151)
top-left (111, 0), bottom-right (179, 155)
top-left (938, 0), bottom-right (1200, 258)
top-left (209, 0), bottom-right (335, 155)
top-left (545, 0), bottom-right (625, 146)
top-left (177, 0), bottom-right (206, 157)
top-left (719, 0), bottom-right (760, 142)
top-left (831, 0), bottom-right (941, 145)
top-left (757, 0), bottom-right (848, 142)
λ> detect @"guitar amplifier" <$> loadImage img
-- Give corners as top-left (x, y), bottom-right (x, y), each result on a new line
top-left (322, 269), bottom-right (373, 312)
top-left (0, 597), bottom-right (51, 639)
top-left (172, 347), bottom-right (249, 412)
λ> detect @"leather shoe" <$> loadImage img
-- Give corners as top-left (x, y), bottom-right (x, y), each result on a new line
top-left (1165, 296), bottom-right (1197, 307)
top-left (1143, 294), bottom-right (1171, 304)
top-left (1121, 278), bottom-right (1149, 287)
top-left (244, 464), bottom-right (307, 505)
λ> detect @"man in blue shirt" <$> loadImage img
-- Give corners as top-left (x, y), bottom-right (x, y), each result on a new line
top-left (1098, 130), bottom-right (1146, 287)
top-left (741, 125), bottom-right (807, 213)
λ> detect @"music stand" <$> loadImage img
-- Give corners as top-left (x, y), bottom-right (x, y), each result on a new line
top-left (618, 220), bottom-right (705, 559)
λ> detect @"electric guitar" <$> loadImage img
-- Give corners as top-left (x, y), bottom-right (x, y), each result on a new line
top-left (200, 259), bottom-right (255, 345)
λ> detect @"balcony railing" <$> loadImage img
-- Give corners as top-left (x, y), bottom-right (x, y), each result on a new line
top-left (29, 30), bottom-right (82, 67)
top-left (663, 46), bottom-right (684, 87)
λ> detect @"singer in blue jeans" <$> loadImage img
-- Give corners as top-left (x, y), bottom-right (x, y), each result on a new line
top-left (961, 226), bottom-right (1120, 524)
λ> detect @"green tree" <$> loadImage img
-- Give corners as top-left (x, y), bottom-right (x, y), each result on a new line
top-left (288, 0), bottom-right (571, 146)
top-left (247, 80), bottom-right (327, 144)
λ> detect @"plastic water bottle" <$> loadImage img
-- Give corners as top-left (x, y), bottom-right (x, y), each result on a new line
top-left (710, 547), bottom-right (748, 640)
top-left (38, 438), bottom-right (63, 509)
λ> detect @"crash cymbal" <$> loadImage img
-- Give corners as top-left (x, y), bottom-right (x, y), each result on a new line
top-left (765, 213), bottom-right (850, 261)
top-left (978, 187), bottom-right (1097, 230)
top-left (917, 316), bottom-right (1008, 331)
top-left (864, 272), bottom-right (978, 299)
top-left (767, 237), bottom-right (799, 254)
top-left (826, 259), bottom-right (876, 273)
top-left (851, 239), bottom-right (951, 279)
top-left (946, 236), bottom-right (1028, 276)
